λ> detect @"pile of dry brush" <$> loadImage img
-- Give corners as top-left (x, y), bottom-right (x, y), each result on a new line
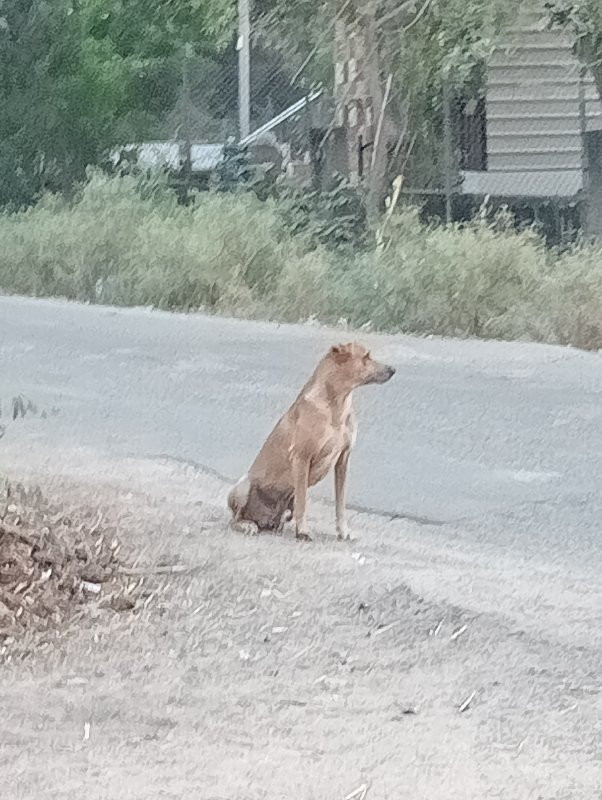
top-left (0, 484), bottom-right (135, 644)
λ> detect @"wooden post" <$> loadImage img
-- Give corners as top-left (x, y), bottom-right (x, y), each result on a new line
top-left (371, 74), bottom-right (392, 171)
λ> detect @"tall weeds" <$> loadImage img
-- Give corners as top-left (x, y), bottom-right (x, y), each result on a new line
top-left (1, 172), bottom-right (600, 350)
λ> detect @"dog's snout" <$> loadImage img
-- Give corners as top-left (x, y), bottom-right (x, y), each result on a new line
top-left (369, 362), bottom-right (395, 384)
top-left (379, 364), bottom-right (395, 381)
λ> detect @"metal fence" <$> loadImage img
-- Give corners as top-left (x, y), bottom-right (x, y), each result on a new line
top-left (120, 1), bottom-right (602, 241)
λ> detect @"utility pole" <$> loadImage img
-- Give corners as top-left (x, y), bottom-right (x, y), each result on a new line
top-left (182, 43), bottom-right (192, 198)
top-left (238, 0), bottom-right (251, 140)
top-left (180, 43), bottom-right (193, 204)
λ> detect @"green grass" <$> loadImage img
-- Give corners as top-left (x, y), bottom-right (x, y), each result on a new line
top-left (1, 172), bottom-right (601, 350)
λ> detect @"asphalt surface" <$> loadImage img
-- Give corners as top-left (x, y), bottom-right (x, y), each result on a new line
top-left (1, 294), bottom-right (601, 583)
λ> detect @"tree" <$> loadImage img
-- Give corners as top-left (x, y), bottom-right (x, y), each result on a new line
top-left (2, 0), bottom-right (602, 210)
top-left (544, 1), bottom-right (602, 98)
top-left (0, 1), bottom-right (90, 204)
top-left (252, 0), bottom-right (522, 191)
top-left (0, 0), bottom-right (237, 207)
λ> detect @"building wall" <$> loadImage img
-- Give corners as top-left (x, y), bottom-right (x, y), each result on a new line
top-left (486, 4), bottom-right (602, 176)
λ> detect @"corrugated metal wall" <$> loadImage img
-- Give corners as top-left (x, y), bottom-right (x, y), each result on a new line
top-left (486, 4), bottom-right (602, 175)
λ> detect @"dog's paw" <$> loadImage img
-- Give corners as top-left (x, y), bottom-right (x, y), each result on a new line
top-left (295, 531), bottom-right (313, 542)
top-left (336, 525), bottom-right (351, 541)
top-left (230, 520), bottom-right (258, 536)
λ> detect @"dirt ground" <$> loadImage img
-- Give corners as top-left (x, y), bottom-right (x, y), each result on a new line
top-left (0, 449), bottom-right (600, 800)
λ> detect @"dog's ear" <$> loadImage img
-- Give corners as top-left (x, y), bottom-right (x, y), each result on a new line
top-left (330, 343), bottom-right (352, 363)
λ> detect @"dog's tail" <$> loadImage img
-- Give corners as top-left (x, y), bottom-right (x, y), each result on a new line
top-left (227, 475), bottom-right (250, 521)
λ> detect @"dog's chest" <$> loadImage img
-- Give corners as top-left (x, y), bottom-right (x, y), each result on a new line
top-left (308, 417), bottom-right (355, 486)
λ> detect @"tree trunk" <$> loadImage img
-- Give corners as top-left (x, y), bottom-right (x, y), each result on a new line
top-left (362, 2), bottom-right (388, 223)
top-left (332, 2), bottom-right (393, 222)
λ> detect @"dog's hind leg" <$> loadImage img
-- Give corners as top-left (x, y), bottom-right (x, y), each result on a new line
top-left (228, 475), bottom-right (251, 532)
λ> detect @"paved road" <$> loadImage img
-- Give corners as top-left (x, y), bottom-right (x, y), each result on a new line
top-left (1, 294), bottom-right (602, 581)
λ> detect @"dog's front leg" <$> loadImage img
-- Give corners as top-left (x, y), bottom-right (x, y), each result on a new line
top-left (334, 447), bottom-right (351, 540)
top-left (292, 455), bottom-right (311, 541)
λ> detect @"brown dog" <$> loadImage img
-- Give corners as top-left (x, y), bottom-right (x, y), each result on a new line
top-left (228, 342), bottom-right (395, 541)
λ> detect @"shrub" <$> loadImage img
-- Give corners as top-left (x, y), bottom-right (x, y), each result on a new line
top-left (346, 208), bottom-right (549, 339)
top-left (0, 172), bottom-right (302, 311)
top-left (276, 178), bottom-right (369, 254)
top-left (0, 172), bottom-right (601, 351)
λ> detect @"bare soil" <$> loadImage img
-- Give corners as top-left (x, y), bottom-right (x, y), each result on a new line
top-left (0, 453), bottom-right (600, 800)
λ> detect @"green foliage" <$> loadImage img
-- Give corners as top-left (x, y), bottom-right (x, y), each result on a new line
top-left (211, 142), bottom-right (252, 191)
top-left (276, 178), bottom-right (368, 253)
top-left (0, 174), bottom-right (601, 350)
top-left (0, 173), bottom-right (301, 312)
top-left (80, 0), bottom-right (235, 59)
top-left (381, 0), bottom-right (521, 186)
top-left (544, 1), bottom-right (602, 92)
top-left (544, 0), bottom-right (602, 41)
top-left (251, 0), bottom-right (335, 90)
top-left (0, 0), bottom-right (237, 207)
top-left (340, 208), bottom-right (545, 337)
top-left (4, 0), bottom-right (602, 208)
top-left (0, 0), bottom-right (98, 205)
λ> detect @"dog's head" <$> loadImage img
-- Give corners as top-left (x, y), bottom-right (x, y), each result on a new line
top-left (328, 342), bottom-right (395, 387)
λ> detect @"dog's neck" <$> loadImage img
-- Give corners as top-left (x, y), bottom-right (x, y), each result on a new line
top-left (303, 364), bottom-right (354, 425)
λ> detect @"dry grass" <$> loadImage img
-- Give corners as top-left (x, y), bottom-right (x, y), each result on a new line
top-left (0, 460), bottom-right (600, 799)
